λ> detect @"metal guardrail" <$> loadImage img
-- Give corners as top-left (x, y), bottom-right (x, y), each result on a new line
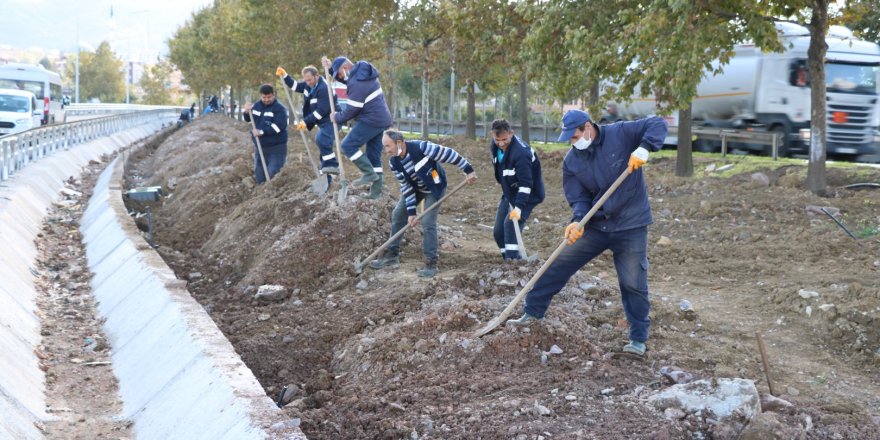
top-left (0, 108), bottom-right (180, 182)
top-left (671, 125), bottom-right (784, 160)
top-left (393, 118), bottom-right (563, 142)
top-left (63, 103), bottom-right (183, 120)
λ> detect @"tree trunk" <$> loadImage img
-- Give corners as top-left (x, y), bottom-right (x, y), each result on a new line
top-left (806, 0), bottom-right (829, 195)
top-left (676, 105), bottom-right (694, 177)
top-left (466, 80), bottom-right (476, 139)
top-left (386, 41), bottom-right (395, 118)
top-left (588, 83), bottom-right (599, 106)
top-left (229, 85), bottom-right (235, 120)
top-left (519, 72), bottom-right (530, 144)
top-left (421, 67), bottom-right (429, 139)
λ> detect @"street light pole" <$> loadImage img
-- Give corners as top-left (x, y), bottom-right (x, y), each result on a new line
top-left (75, 21), bottom-right (80, 103)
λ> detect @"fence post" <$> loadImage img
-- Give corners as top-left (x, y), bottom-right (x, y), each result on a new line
top-left (771, 133), bottom-right (778, 160)
top-left (721, 134), bottom-right (727, 157)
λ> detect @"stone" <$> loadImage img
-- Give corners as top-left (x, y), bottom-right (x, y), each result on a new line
top-left (254, 284), bottom-right (288, 302)
top-left (738, 412), bottom-right (805, 440)
top-left (533, 401), bottom-right (551, 416)
top-left (750, 172), bottom-right (770, 187)
top-left (356, 280), bottom-right (368, 290)
top-left (187, 272), bottom-right (202, 281)
top-left (657, 236), bottom-right (673, 246)
top-left (648, 378), bottom-right (761, 422)
top-left (664, 407), bottom-right (686, 420)
top-left (760, 394), bottom-right (794, 414)
top-left (797, 289), bottom-right (819, 299)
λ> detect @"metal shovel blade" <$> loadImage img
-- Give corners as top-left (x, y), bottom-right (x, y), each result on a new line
top-left (337, 179), bottom-right (349, 204)
top-left (310, 175), bottom-right (329, 195)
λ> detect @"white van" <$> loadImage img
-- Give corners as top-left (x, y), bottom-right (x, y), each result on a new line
top-left (0, 88), bottom-right (42, 135)
top-left (0, 63), bottom-right (64, 125)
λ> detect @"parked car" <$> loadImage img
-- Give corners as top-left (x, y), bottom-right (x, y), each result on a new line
top-left (0, 88), bottom-right (42, 136)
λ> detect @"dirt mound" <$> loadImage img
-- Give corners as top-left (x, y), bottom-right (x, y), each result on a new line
top-left (124, 114), bottom-right (880, 439)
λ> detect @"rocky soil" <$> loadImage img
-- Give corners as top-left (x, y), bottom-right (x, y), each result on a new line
top-left (121, 114), bottom-right (880, 439)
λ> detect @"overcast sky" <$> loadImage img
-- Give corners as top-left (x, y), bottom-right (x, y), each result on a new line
top-left (1, 0), bottom-right (214, 61)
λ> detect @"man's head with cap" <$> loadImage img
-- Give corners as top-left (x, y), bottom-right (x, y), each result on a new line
top-left (557, 109), bottom-right (592, 143)
top-left (329, 56), bottom-right (352, 80)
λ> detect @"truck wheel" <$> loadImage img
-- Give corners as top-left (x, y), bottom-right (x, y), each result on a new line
top-left (693, 138), bottom-right (718, 153)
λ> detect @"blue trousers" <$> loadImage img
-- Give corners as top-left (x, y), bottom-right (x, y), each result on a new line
top-left (523, 226), bottom-right (651, 342)
top-left (387, 190), bottom-right (443, 262)
top-left (314, 123), bottom-right (339, 169)
top-left (254, 142), bottom-right (287, 184)
top-left (341, 121), bottom-right (385, 176)
top-left (493, 196), bottom-right (537, 260)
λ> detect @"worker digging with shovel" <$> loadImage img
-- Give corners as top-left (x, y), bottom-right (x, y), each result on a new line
top-left (277, 65), bottom-right (340, 188)
top-left (367, 129), bottom-right (477, 278)
top-left (506, 110), bottom-right (666, 358)
top-left (321, 55), bottom-right (393, 199)
top-left (489, 118), bottom-right (545, 262)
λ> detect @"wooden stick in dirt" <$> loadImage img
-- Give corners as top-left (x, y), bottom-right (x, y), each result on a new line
top-left (756, 331), bottom-right (776, 396)
top-left (473, 168), bottom-right (632, 338)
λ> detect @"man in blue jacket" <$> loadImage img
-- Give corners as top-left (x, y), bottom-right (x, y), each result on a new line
top-left (243, 84), bottom-right (288, 184)
top-left (322, 56), bottom-right (393, 199)
top-left (490, 119), bottom-right (545, 260)
top-left (507, 110), bottom-right (666, 357)
top-left (276, 65), bottom-right (340, 176)
top-left (368, 130), bottom-right (477, 278)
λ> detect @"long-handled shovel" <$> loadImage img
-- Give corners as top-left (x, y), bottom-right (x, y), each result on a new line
top-left (354, 178), bottom-right (470, 274)
top-left (280, 83), bottom-right (328, 194)
top-left (509, 203), bottom-right (537, 262)
top-left (248, 112), bottom-right (272, 183)
top-left (473, 168), bottom-right (632, 338)
top-left (323, 63), bottom-right (349, 204)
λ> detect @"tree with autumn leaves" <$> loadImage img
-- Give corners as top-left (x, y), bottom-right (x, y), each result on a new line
top-left (168, 0), bottom-right (877, 195)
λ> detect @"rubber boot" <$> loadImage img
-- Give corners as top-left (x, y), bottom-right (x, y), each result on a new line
top-left (350, 156), bottom-right (379, 187)
top-left (361, 176), bottom-right (383, 199)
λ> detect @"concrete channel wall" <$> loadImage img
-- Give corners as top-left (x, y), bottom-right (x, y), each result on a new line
top-left (0, 122), bottom-right (305, 439)
top-left (81, 145), bottom-right (305, 439)
top-left (0, 123), bottom-right (166, 439)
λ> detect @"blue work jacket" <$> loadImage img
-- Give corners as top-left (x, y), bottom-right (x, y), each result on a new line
top-left (562, 116), bottom-right (667, 232)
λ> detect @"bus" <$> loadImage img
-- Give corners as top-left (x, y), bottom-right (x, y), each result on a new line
top-left (0, 63), bottom-right (63, 125)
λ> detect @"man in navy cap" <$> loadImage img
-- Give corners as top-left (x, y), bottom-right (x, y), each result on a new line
top-left (507, 109), bottom-right (666, 357)
top-left (321, 55), bottom-right (393, 199)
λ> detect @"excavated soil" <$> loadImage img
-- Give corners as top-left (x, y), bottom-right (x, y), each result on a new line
top-left (124, 114), bottom-right (880, 439)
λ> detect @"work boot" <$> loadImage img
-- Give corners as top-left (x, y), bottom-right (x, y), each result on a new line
top-left (622, 340), bottom-right (647, 356)
top-left (361, 177), bottom-right (383, 200)
top-left (505, 313), bottom-right (542, 326)
top-left (350, 156), bottom-right (379, 187)
top-left (417, 259), bottom-right (438, 278)
top-left (369, 251), bottom-right (399, 269)
top-left (321, 166), bottom-right (340, 175)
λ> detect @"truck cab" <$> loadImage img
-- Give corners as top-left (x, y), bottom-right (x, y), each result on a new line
top-left (0, 89), bottom-right (41, 136)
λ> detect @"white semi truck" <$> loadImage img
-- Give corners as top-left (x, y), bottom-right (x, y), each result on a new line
top-left (611, 23), bottom-right (880, 160)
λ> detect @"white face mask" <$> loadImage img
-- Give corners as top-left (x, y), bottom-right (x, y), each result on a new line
top-left (573, 134), bottom-right (592, 150)
top-left (343, 69), bottom-right (350, 81)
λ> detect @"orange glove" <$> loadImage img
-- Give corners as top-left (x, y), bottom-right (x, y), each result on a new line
top-left (295, 121), bottom-right (306, 131)
top-left (509, 206), bottom-right (521, 221)
top-left (628, 146), bottom-right (649, 173)
top-left (275, 66), bottom-right (287, 78)
top-left (564, 222), bottom-right (584, 245)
